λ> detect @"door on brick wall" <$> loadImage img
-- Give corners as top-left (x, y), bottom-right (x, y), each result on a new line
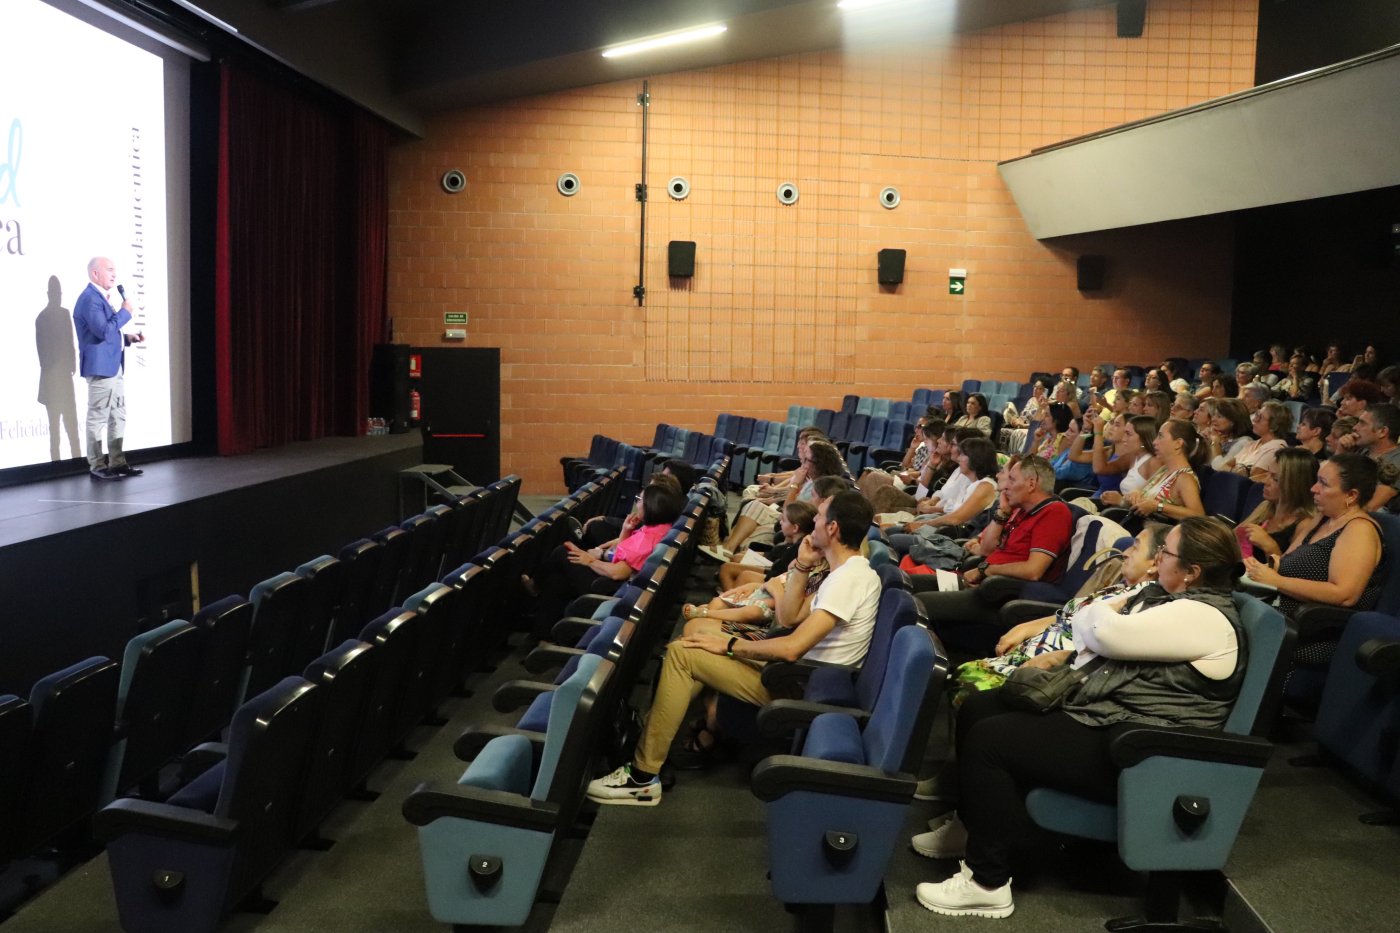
top-left (415, 347), bottom-right (501, 485)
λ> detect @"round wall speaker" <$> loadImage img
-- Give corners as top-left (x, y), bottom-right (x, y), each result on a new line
top-left (668, 176), bottom-right (690, 200)
top-left (441, 169), bottom-right (466, 193)
top-left (879, 186), bottom-right (901, 209)
top-left (776, 182), bottom-right (799, 205)
top-left (557, 172), bottom-right (580, 196)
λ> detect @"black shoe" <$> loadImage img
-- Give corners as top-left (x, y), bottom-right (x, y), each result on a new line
top-left (89, 467), bottom-right (120, 481)
top-left (112, 464), bottom-right (144, 477)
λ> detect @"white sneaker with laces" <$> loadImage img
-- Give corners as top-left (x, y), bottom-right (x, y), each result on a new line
top-left (911, 811), bottom-right (968, 859)
top-left (586, 765), bottom-right (662, 806)
top-left (915, 861), bottom-right (1014, 919)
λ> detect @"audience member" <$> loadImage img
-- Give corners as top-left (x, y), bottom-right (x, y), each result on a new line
top-left (1096, 415), bottom-right (1158, 506)
top-left (716, 499), bottom-right (818, 591)
top-left (1273, 352), bottom-right (1317, 401)
top-left (1344, 403), bottom-right (1400, 512)
top-left (1335, 378), bottom-right (1384, 420)
top-left (957, 393), bottom-right (993, 436)
top-left (1211, 374), bottom-right (1239, 399)
top-left (586, 491), bottom-right (880, 806)
top-left (1244, 453), bottom-right (1385, 617)
top-left (1295, 407), bottom-right (1333, 460)
top-left (1202, 397), bottom-right (1252, 470)
top-left (913, 517), bottom-right (1244, 919)
top-left (911, 456), bottom-right (1073, 654)
top-left (1193, 360), bottom-right (1222, 399)
top-left (1125, 419), bottom-right (1208, 523)
top-left (1241, 382), bottom-right (1271, 413)
top-left (1236, 447), bottom-right (1318, 561)
top-left (889, 437), bottom-right (999, 547)
top-left (1223, 401), bottom-right (1291, 481)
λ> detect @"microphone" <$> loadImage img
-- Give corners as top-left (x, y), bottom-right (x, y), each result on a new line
top-left (117, 284), bottom-right (127, 299)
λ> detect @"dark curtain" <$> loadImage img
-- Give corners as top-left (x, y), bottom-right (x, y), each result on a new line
top-left (215, 62), bottom-right (388, 455)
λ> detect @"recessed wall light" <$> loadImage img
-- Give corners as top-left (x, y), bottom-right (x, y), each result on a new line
top-left (601, 23), bottom-right (727, 59)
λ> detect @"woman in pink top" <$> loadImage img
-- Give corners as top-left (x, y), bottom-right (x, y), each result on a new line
top-left (522, 482), bottom-right (685, 634)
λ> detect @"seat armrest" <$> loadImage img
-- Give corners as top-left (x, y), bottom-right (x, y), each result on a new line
top-left (999, 600), bottom-right (1061, 627)
top-left (94, 798), bottom-right (239, 844)
top-left (453, 726), bottom-right (546, 762)
top-left (1292, 603), bottom-right (1358, 646)
top-left (551, 617), bottom-right (602, 644)
top-left (562, 594), bottom-right (611, 618)
top-left (760, 659), bottom-right (855, 695)
top-left (178, 742), bottom-right (230, 783)
top-left (402, 781), bottom-right (560, 831)
top-left (522, 645), bottom-right (584, 675)
top-left (1358, 638), bottom-right (1400, 675)
top-left (757, 699), bottom-right (870, 739)
top-left (751, 756), bottom-right (915, 803)
top-left (1236, 579), bottom-right (1277, 600)
top-left (1108, 726), bottom-right (1274, 769)
top-left (492, 680), bottom-right (557, 714)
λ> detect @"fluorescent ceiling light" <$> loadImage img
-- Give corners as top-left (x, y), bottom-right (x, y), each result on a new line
top-left (601, 23), bottom-right (727, 59)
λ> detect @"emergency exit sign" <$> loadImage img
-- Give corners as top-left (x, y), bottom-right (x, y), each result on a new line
top-left (444, 312), bottom-right (468, 325)
top-left (948, 268), bottom-right (967, 296)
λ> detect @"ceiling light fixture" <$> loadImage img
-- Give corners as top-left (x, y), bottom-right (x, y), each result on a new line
top-left (601, 23), bottom-right (727, 59)
top-left (837, 0), bottom-right (908, 10)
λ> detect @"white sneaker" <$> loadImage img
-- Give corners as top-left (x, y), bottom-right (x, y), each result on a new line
top-left (586, 765), bottom-right (662, 807)
top-left (915, 861), bottom-right (1014, 918)
top-left (911, 812), bottom-right (968, 859)
top-left (697, 545), bottom-right (732, 563)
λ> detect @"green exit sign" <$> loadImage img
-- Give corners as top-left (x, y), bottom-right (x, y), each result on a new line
top-left (948, 267), bottom-right (967, 296)
top-left (444, 312), bottom-right (468, 325)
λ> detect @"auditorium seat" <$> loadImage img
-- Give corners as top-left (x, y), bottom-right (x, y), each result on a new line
top-left (293, 554), bottom-right (344, 668)
top-left (1023, 593), bottom-right (1290, 929)
top-left (185, 596), bottom-right (253, 747)
top-left (752, 625), bottom-right (945, 908)
top-left (0, 694), bottom-right (33, 864)
top-left (403, 655), bottom-right (612, 927)
top-left (368, 524), bottom-right (410, 619)
top-left (401, 582), bottom-right (462, 724)
top-left (17, 656), bottom-right (120, 853)
top-left (354, 609), bottom-right (426, 774)
top-left (97, 676), bottom-right (320, 933)
top-left (333, 538), bottom-right (382, 646)
top-left (241, 571), bottom-right (309, 704)
top-left (295, 639), bottom-right (377, 847)
top-left (393, 511), bottom-right (439, 607)
top-left (102, 619), bottom-right (203, 803)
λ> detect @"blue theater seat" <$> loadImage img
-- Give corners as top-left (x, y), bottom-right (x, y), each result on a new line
top-left (296, 639), bottom-right (377, 847)
top-left (97, 676), bottom-right (321, 933)
top-left (102, 619), bottom-right (203, 802)
top-left (751, 625), bottom-right (945, 907)
top-left (1023, 593), bottom-right (1290, 929)
top-left (242, 571), bottom-right (309, 705)
top-left (0, 694), bottom-right (33, 864)
top-left (403, 655), bottom-right (612, 927)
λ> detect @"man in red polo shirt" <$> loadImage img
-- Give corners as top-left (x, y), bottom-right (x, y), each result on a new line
top-left (915, 455), bottom-right (1073, 656)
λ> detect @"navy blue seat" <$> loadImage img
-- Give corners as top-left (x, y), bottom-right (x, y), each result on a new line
top-left (242, 571), bottom-right (309, 705)
top-left (17, 656), bottom-right (119, 853)
top-left (293, 554), bottom-right (343, 668)
top-left (98, 676), bottom-right (321, 933)
top-left (296, 639), bottom-right (377, 846)
top-left (752, 626), bottom-right (945, 907)
top-left (184, 596), bottom-right (252, 747)
top-left (0, 694), bottom-right (33, 864)
top-left (354, 609), bottom-right (426, 775)
top-left (103, 619), bottom-right (203, 802)
top-left (333, 537), bottom-right (382, 646)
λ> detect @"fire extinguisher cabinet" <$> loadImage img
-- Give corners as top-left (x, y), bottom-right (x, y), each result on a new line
top-left (413, 347), bottom-right (501, 485)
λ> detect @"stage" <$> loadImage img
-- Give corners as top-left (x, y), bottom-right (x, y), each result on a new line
top-left (0, 433), bottom-right (426, 694)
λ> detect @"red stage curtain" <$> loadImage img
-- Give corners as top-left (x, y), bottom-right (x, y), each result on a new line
top-left (215, 63), bottom-right (388, 455)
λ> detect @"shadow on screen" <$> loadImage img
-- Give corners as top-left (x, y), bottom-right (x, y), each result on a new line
top-left (35, 275), bottom-right (81, 462)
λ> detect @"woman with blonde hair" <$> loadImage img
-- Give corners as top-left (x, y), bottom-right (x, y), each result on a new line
top-left (1236, 447), bottom-right (1317, 561)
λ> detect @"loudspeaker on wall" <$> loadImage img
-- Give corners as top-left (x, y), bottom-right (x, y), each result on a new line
top-left (669, 240), bottom-right (696, 277)
top-left (878, 248), bottom-right (906, 285)
top-left (1077, 255), bottom-right (1107, 291)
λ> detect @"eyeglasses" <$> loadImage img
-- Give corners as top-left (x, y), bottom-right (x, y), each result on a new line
top-left (1158, 546), bottom-right (1183, 561)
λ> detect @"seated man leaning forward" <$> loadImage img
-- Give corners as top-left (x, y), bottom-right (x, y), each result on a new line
top-left (587, 490), bottom-right (883, 807)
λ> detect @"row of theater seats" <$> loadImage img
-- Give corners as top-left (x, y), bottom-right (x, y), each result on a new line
top-left (0, 472), bottom-right (622, 929)
top-left (402, 483), bottom-right (959, 925)
top-left (72, 470), bottom-right (638, 933)
top-left (560, 428), bottom-right (733, 495)
top-left (401, 459), bottom-right (729, 925)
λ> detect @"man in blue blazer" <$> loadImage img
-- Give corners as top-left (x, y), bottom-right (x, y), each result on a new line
top-left (72, 256), bottom-right (144, 479)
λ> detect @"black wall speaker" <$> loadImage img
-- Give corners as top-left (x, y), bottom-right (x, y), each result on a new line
top-left (370, 343), bottom-right (411, 434)
top-left (668, 240), bottom-right (696, 277)
top-left (878, 248), bottom-right (907, 285)
top-left (1117, 0), bottom-right (1147, 38)
top-left (1077, 255), bottom-right (1107, 291)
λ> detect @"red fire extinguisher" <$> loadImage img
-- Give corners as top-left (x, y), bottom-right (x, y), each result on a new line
top-left (409, 389), bottom-right (421, 424)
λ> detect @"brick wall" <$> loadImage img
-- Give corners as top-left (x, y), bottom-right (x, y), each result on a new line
top-left (389, 0), bottom-right (1258, 493)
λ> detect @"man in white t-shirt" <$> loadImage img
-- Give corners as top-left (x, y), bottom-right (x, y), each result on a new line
top-left (588, 490), bottom-right (882, 806)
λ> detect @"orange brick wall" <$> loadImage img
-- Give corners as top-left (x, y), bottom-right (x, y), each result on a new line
top-left (389, 0), bottom-right (1259, 493)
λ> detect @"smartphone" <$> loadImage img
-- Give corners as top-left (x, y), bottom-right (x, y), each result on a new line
top-left (1234, 525), bottom-right (1254, 560)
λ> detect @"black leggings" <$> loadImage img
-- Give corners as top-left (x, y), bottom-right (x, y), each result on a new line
top-left (530, 544), bottom-right (621, 635)
top-left (955, 689), bottom-right (1128, 888)
top-left (914, 576), bottom-right (1027, 657)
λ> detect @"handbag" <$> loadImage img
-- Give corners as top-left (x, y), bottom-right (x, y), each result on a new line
top-left (1000, 663), bottom-right (1088, 713)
